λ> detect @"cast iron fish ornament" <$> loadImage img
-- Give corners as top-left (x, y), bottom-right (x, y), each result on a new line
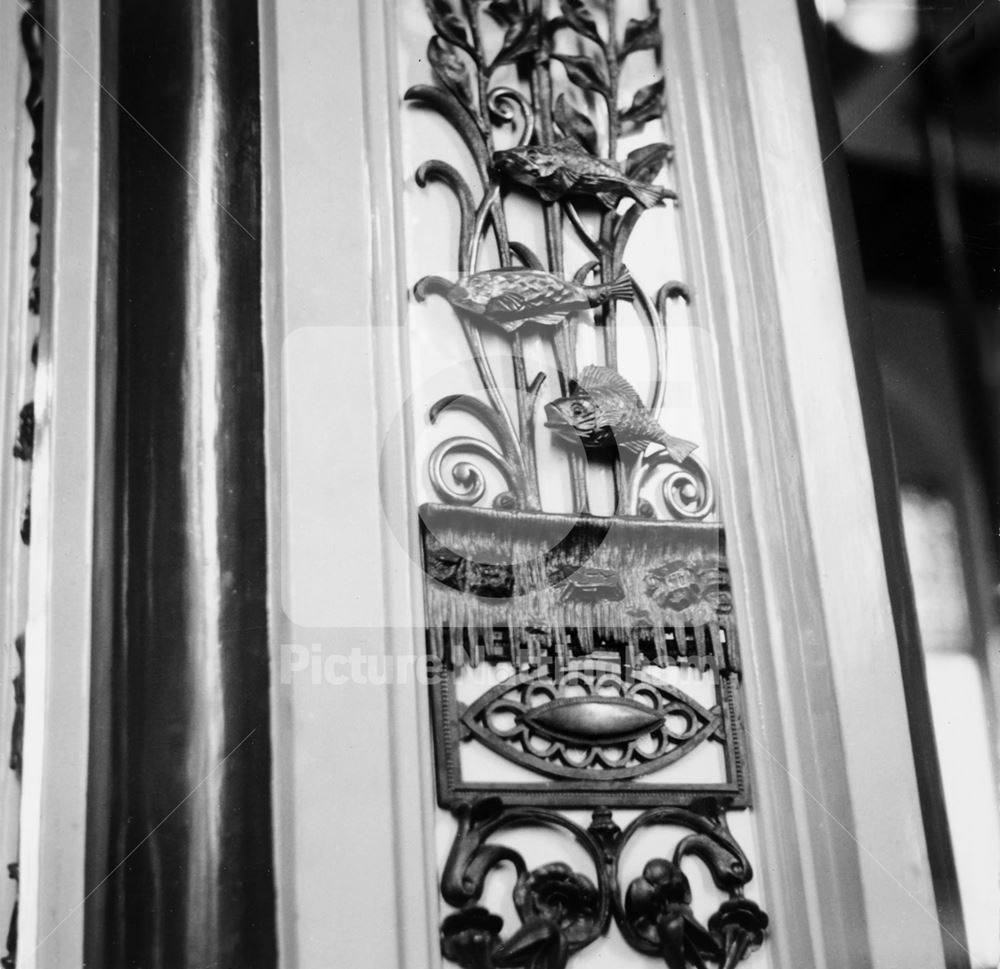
top-left (427, 268), bottom-right (634, 333)
top-left (545, 365), bottom-right (696, 461)
top-left (493, 139), bottom-right (675, 209)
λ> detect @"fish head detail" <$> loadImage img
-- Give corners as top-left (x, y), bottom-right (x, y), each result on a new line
top-left (587, 287), bottom-right (617, 308)
top-left (544, 392), bottom-right (601, 445)
top-left (493, 146), bottom-right (561, 182)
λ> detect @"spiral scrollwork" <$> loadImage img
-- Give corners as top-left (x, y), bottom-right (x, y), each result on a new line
top-left (487, 87), bottom-right (535, 147)
top-left (627, 451), bottom-right (715, 521)
top-left (429, 437), bottom-right (522, 508)
top-left (663, 455), bottom-right (715, 521)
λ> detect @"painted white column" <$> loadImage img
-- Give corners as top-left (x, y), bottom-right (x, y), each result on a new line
top-left (19, 1), bottom-right (101, 966)
top-left (0, 2), bottom-right (41, 960)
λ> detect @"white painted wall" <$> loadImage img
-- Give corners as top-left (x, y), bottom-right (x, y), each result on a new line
top-left (264, 2), bottom-right (945, 969)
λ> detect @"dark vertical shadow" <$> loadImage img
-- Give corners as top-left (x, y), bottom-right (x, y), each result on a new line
top-left (85, 1), bottom-right (278, 966)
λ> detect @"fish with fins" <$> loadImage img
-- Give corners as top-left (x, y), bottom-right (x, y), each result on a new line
top-left (545, 365), bottom-right (696, 461)
top-left (419, 267), bottom-right (634, 333)
top-left (493, 139), bottom-right (675, 209)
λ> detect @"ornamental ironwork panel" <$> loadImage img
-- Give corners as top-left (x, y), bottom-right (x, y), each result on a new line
top-left (422, 506), bottom-right (748, 808)
top-left (404, 1), bottom-right (769, 966)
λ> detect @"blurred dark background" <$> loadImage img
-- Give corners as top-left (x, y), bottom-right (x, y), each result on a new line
top-left (813, 2), bottom-right (1000, 965)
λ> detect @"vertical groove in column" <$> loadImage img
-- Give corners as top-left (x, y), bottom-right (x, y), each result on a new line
top-left (88, 1), bottom-right (277, 966)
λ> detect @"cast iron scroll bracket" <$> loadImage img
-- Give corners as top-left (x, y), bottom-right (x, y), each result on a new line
top-left (439, 797), bottom-right (767, 969)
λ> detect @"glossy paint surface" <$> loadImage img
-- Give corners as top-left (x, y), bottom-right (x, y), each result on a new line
top-left (88, 2), bottom-right (277, 966)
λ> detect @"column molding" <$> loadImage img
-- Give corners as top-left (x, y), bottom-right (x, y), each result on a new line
top-left (662, 2), bottom-right (948, 967)
top-left (19, 1), bottom-right (101, 965)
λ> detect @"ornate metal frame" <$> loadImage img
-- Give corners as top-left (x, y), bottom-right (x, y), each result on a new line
top-left (405, 1), bottom-right (768, 966)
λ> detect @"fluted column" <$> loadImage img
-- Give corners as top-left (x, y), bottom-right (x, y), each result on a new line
top-left (87, 1), bottom-right (277, 965)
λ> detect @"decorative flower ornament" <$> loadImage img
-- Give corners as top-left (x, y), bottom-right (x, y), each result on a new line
top-left (514, 863), bottom-right (601, 945)
top-left (441, 906), bottom-right (504, 969)
top-left (644, 563), bottom-right (702, 611)
top-left (708, 898), bottom-right (769, 969)
top-left (624, 859), bottom-right (720, 969)
top-left (491, 864), bottom-right (602, 969)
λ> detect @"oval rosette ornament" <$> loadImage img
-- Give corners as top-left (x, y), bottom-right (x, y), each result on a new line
top-left (460, 669), bottom-right (722, 780)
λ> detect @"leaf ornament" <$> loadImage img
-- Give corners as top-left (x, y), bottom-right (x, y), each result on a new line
top-left (492, 16), bottom-right (542, 70)
top-left (625, 142), bottom-right (673, 183)
top-left (425, 0), bottom-right (470, 48)
top-left (486, 0), bottom-right (520, 26)
top-left (428, 35), bottom-right (476, 111)
top-left (559, 0), bottom-right (602, 45)
top-left (553, 93), bottom-right (598, 155)
top-left (620, 78), bottom-right (664, 125)
top-left (552, 52), bottom-right (611, 97)
top-left (620, 12), bottom-right (660, 59)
